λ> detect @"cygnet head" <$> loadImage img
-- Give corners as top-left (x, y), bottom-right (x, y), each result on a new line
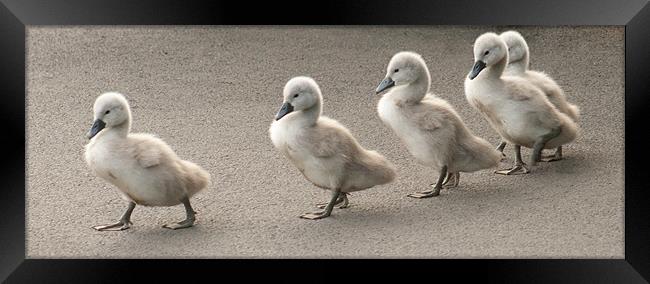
top-left (275, 76), bottom-right (323, 121)
top-left (86, 92), bottom-right (131, 139)
top-left (468, 32), bottom-right (508, 80)
top-left (376, 51), bottom-right (430, 94)
top-left (500, 30), bottom-right (529, 67)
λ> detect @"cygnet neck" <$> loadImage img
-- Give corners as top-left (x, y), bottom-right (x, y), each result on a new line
top-left (298, 100), bottom-right (322, 126)
top-left (108, 113), bottom-right (132, 138)
top-left (110, 120), bottom-right (131, 138)
top-left (396, 73), bottom-right (431, 104)
top-left (484, 55), bottom-right (508, 79)
top-left (507, 54), bottom-right (529, 74)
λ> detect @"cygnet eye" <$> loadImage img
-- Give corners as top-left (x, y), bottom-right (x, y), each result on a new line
top-left (484, 50), bottom-right (490, 55)
top-left (293, 94), bottom-right (299, 98)
top-left (105, 110), bottom-right (111, 115)
top-left (394, 69), bottom-right (399, 73)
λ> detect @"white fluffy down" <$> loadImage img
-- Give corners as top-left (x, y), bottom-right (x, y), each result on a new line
top-left (500, 30), bottom-right (580, 121)
top-left (464, 33), bottom-right (579, 150)
top-left (85, 92), bottom-right (210, 207)
top-left (269, 77), bottom-right (396, 193)
top-left (377, 51), bottom-right (501, 174)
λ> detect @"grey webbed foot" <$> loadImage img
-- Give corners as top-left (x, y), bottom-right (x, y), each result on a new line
top-left (407, 188), bottom-right (440, 198)
top-left (162, 217), bottom-right (195, 230)
top-left (300, 211), bottom-right (332, 220)
top-left (163, 196), bottom-right (196, 230)
top-left (94, 202), bottom-right (135, 231)
top-left (302, 189), bottom-right (341, 220)
top-left (495, 163), bottom-right (531, 175)
top-left (408, 166), bottom-right (446, 198)
top-left (495, 145), bottom-right (531, 175)
top-left (93, 220), bottom-right (132, 231)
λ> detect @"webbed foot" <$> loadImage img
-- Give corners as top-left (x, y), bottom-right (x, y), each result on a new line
top-left (93, 220), bottom-right (132, 231)
top-left (495, 163), bottom-right (531, 175)
top-left (407, 188), bottom-right (440, 199)
top-left (300, 211), bottom-right (332, 220)
top-left (163, 217), bottom-right (195, 230)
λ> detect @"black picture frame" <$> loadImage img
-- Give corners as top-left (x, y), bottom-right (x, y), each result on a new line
top-left (2, 0), bottom-right (649, 282)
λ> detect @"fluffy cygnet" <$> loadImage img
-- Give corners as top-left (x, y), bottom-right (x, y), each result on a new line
top-left (464, 33), bottom-right (579, 175)
top-left (376, 51), bottom-right (501, 198)
top-left (269, 77), bottom-right (396, 220)
top-left (499, 30), bottom-right (581, 161)
top-left (84, 92), bottom-right (210, 230)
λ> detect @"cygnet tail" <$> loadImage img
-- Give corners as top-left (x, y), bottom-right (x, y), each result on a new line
top-left (179, 160), bottom-right (211, 197)
top-left (567, 103), bottom-right (580, 121)
top-left (547, 112), bottom-right (580, 149)
top-left (361, 150), bottom-right (397, 186)
top-left (462, 136), bottom-right (501, 172)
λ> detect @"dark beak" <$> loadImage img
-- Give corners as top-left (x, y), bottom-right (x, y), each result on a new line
top-left (86, 119), bottom-right (106, 139)
top-left (468, 60), bottom-right (487, 80)
top-left (275, 102), bottom-right (294, 121)
top-left (375, 77), bottom-right (395, 94)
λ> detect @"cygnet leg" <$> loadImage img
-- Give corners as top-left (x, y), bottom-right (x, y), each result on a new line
top-left (338, 194), bottom-right (350, 209)
top-left (495, 145), bottom-right (530, 175)
top-left (443, 172), bottom-right (460, 188)
top-left (441, 172), bottom-right (451, 185)
top-left (93, 201), bottom-right (136, 231)
top-left (163, 197), bottom-right (196, 230)
top-left (316, 193), bottom-right (349, 209)
top-left (531, 128), bottom-right (562, 166)
top-left (408, 166), bottom-right (447, 198)
top-left (541, 146), bottom-right (563, 162)
top-left (496, 141), bottom-right (507, 159)
top-left (301, 189), bottom-right (341, 220)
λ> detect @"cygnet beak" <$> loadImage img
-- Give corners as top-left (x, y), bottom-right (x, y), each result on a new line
top-left (468, 60), bottom-right (487, 80)
top-left (275, 102), bottom-right (294, 121)
top-left (375, 77), bottom-right (395, 94)
top-left (87, 119), bottom-right (106, 139)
